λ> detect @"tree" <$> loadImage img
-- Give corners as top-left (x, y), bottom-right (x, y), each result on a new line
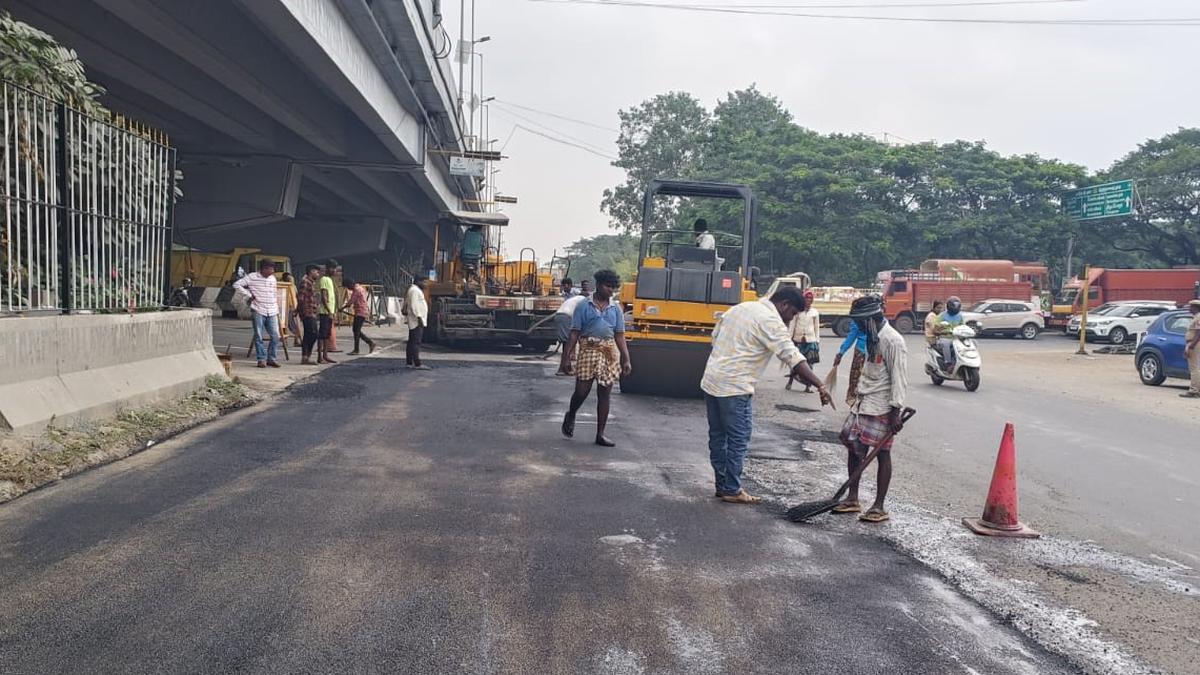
top-left (564, 233), bottom-right (639, 287)
top-left (0, 11), bottom-right (106, 116)
top-left (603, 85), bottom-right (1107, 286)
top-left (1089, 128), bottom-right (1200, 267)
top-left (601, 92), bottom-right (711, 233)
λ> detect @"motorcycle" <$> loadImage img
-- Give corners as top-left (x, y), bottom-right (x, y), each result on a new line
top-left (925, 324), bottom-right (982, 392)
top-left (168, 278), bottom-right (196, 308)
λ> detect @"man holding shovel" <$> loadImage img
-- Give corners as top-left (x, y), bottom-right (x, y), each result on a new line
top-left (835, 295), bottom-right (909, 523)
top-left (701, 286), bottom-right (832, 504)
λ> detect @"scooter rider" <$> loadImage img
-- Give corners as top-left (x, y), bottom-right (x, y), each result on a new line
top-left (937, 296), bottom-right (966, 368)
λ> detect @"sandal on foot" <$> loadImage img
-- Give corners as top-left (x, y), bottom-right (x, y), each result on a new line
top-left (859, 509), bottom-right (890, 523)
top-left (831, 500), bottom-right (862, 514)
top-left (720, 490), bottom-right (762, 505)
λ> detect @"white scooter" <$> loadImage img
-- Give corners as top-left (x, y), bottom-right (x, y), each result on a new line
top-left (925, 324), bottom-right (982, 392)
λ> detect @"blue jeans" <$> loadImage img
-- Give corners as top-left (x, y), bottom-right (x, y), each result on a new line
top-left (705, 393), bottom-right (754, 496)
top-left (252, 312), bottom-right (280, 363)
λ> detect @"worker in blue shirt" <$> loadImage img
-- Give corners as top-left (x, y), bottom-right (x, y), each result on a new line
top-left (562, 269), bottom-right (632, 447)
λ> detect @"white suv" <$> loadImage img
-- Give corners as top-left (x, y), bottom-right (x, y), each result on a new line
top-left (960, 300), bottom-right (1046, 340)
top-left (1066, 301), bottom-right (1177, 344)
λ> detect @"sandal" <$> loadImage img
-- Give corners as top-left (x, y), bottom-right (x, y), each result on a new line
top-left (720, 490), bottom-right (762, 505)
top-left (831, 500), bottom-right (862, 514)
top-left (859, 509), bottom-right (890, 523)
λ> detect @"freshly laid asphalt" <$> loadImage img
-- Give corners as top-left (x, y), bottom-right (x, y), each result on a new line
top-left (0, 354), bottom-right (1073, 674)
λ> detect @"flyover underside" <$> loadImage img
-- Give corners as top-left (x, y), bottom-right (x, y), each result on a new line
top-left (7, 0), bottom-right (473, 268)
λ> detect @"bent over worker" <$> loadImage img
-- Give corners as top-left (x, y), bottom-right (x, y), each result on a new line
top-left (701, 286), bottom-right (832, 504)
top-left (835, 295), bottom-right (909, 523)
top-left (561, 269), bottom-right (631, 447)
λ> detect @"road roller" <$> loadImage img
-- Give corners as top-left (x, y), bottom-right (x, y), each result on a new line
top-left (620, 180), bottom-right (807, 397)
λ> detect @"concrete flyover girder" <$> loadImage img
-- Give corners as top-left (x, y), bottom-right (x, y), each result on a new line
top-left (236, 0), bottom-right (464, 212)
top-left (174, 155), bottom-right (303, 236)
top-left (209, 217), bottom-right (392, 266)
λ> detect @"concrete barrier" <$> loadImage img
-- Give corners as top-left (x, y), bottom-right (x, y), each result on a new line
top-left (0, 309), bottom-right (224, 434)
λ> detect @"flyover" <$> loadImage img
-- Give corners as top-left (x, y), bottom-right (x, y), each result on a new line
top-left (6, 0), bottom-right (480, 274)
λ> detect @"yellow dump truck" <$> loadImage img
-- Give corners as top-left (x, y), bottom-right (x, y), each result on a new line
top-left (170, 246), bottom-right (292, 288)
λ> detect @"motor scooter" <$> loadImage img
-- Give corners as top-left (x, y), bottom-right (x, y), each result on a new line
top-left (925, 324), bottom-right (982, 392)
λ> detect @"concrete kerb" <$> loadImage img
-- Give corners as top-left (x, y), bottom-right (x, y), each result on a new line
top-left (0, 309), bottom-right (224, 434)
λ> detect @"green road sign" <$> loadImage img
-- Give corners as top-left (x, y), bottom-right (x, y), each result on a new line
top-left (1063, 180), bottom-right (1134, 220)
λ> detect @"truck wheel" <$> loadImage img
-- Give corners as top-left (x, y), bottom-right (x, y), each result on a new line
top-left (833, 317), bottom-right (853, 338)
top-left (1020, 323), bottom-right (1040, 340)
top-left (1108, 327), bottom-right (1128, 345)
top-left (894, 313), bottom-right (916, 334)
top-left (962, 367), bottom-right (981, 392)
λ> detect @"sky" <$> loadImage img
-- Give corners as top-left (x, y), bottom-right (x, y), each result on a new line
top-left (439, 0), bottom-right (1198, 259)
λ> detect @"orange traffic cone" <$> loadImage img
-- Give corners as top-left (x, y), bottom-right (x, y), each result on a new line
top-left (962, 423), bottom-right (1040, 539)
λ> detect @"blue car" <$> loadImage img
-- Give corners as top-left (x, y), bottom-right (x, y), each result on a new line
top-left (1135, 310), bottom-right (1193, 385)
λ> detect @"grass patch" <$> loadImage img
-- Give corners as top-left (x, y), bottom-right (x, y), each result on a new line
top-left (0, 376), bottom-right (255, 502)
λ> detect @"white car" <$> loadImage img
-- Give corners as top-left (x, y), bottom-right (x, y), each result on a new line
top-left (1066, 301), bottom-right (1177, 344)
top-left (959, 299), bottom-right (1046, 340)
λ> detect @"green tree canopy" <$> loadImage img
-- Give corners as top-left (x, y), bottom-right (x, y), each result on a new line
top-left (601, 85), bottom-right (1195, 286)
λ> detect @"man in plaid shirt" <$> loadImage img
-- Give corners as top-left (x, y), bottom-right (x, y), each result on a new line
top-left (297, 264), bottom-right (320, 365)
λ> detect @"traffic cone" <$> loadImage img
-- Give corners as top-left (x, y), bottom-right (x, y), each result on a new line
top-left (962, 423), bottom-right (1040, 539)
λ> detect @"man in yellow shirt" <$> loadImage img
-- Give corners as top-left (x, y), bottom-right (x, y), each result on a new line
top-left (923, 300), bottom-right (944, 347)
top-left (317, 261), bottom-right (338, 364)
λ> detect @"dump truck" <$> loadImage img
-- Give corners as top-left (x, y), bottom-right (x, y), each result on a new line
top-left (620, 180), bottom-right (777, 398)
top-left (762, 277), bottom-right (864, 337)
top-left (1048, 267), bottom-right (1200, 330)
top-left (877, 268), bottom-right (1033, 333)
top-left (426, 210), bottom-right (563, 351)
top-left (170, 246), bottom-right (292, 289)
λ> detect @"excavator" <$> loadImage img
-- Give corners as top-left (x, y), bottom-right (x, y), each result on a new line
top-left (620, 180), bottom-right (806, 397)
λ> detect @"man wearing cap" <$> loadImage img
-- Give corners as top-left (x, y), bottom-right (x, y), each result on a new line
top-left (232, 259), bottom-right (281, 368)
top-left (836, 294), bottom-right (909, 523)
top-left (1183, 299), bottom-right (1200, 399)
top-left (701, 285), bottom-right (832, 504)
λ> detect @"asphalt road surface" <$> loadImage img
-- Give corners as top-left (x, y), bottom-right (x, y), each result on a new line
top-left (753, 331), bottom-right (1199, 674)
top-left (0, 353), bottom-right (1071, 674)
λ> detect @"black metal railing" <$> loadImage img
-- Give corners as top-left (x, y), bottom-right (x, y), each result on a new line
top-left (1, 79), bottom-right (175, 314)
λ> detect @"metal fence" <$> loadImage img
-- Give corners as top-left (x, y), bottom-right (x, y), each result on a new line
top-left (1, 80), bottom-right (175, 314)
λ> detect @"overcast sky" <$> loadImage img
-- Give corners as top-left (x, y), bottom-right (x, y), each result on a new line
top-left (439, 0), bottom-right (1197, 259)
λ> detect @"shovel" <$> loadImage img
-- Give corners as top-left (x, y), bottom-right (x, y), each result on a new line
top-left (786, 407), bottom-right (916, 522)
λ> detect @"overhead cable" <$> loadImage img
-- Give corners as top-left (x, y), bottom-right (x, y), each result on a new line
top-left (526, 0), bottom-right (1200, 26)
top-left (493, 99), bottom-right (619, 132)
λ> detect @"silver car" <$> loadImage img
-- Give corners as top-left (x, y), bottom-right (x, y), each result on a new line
top-left (960, 299), bottom-right (1046, 340)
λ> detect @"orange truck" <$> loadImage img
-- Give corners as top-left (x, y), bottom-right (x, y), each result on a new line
top-left (877, 260), bottom-right (1043, 333)
top-left (1048, 267), bottom-right (1200, 330)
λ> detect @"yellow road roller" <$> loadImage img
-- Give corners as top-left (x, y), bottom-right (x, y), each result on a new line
top-left (620, 180), bottom-right (808, 397)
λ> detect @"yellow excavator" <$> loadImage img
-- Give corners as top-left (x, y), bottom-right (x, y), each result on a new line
top-left (620, 180), bottom-right (807, 397)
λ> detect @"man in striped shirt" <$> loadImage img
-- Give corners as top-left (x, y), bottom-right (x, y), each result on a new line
top-left (232, 259), bottom-right (281, 368)
top-left (701, 285), bottom-right (831, 504)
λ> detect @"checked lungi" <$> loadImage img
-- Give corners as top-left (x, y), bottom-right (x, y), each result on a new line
top-left (575, 337), bottom-right (620, 387)
top-left (839, 411), bottom-right (895, 452)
